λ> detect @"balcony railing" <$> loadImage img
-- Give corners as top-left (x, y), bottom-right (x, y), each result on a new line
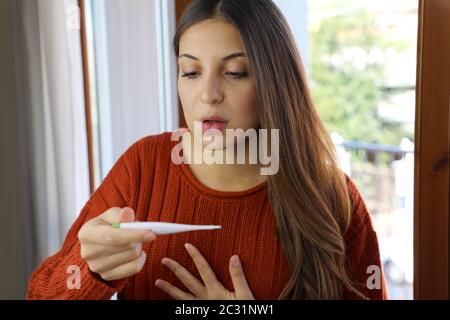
top-left (334, 136), bottom-right (414, 299)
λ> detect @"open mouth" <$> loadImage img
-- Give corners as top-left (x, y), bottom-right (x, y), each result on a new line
top-left (203, 120), bottom-right (226, 124)
top-left (201, 116), bottom-right (228, 123)
top-left (201, 118), bottom-right (228, 131)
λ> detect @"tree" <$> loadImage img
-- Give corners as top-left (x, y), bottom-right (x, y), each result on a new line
top-left (309, 10), bottom-right (413, 145)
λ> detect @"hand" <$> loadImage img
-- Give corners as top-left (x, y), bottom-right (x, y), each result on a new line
top-left (78, 207), bottom-right (157, 281)
top-left (155, 243), bottom-right (255, 300)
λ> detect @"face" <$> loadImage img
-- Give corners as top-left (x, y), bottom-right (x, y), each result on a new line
top-left (178, 19), bottom-right (259, 150)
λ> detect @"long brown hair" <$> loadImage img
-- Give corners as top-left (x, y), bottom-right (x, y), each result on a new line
top-left (174, 0), bottom-right (365, 299)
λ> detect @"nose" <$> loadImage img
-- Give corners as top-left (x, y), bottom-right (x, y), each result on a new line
top-left (200, 74), bottom-right (224, 105)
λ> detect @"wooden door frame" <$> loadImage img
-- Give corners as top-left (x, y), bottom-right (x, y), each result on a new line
top-left (414, 0), bottom-right (450, 300)
top-left (78, 0), bottom-right (95, 194)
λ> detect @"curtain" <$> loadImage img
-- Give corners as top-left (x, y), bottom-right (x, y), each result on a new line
top-left (11, 0), bottom-right (90, 294)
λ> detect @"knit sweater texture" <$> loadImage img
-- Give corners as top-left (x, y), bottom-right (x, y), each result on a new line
top-left (26, 131), bottom-right (388, 300)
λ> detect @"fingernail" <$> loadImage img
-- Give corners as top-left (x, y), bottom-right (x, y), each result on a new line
top-left (184, 243), bottom-right (191, 251)
top-left (232, 255), bottom-right (241, 267)
top-left (142, 233), bottom-right (155, 242)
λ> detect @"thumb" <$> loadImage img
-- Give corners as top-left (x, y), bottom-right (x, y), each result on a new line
top-left (119, 207), bottom-right (135, 223)
top-left (100, 207), bottom-right (135, 224)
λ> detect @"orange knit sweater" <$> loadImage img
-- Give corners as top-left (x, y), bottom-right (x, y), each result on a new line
top-left (26, 131), bottom-right (388, 300)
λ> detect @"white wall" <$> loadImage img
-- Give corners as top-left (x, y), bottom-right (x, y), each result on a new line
top-left (0, 0), bottom-right (24, 299)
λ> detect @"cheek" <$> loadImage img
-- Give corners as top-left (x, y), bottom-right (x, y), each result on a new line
top-left (232, 87), bottom-right (259, 128)
top-left (178, 82), bottom-right (195, 123)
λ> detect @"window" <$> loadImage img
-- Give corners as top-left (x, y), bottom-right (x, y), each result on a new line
top-left (273, 0), bottom-right (418, 299)
top-left (81, 0), bottom-right (178, 187)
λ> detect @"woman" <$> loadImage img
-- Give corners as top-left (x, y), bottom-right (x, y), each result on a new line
top-left (27, 0), bottom-right (387, 300)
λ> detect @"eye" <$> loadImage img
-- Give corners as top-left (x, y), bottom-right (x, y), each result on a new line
top-left (180, 71), bottom-right (249, 79)
top-left (225, 71), bottom-right (249, 79)
top-left (181, 72), bottom-right (200, 79)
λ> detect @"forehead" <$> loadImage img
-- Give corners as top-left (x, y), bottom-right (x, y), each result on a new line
top-left (179, 19), bottom-right (247, 58)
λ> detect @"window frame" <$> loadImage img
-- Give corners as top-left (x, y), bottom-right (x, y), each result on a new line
top-left (414, 0), bottom-right (450, 300)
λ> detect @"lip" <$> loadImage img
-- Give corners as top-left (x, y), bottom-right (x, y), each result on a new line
top-left (200, 116), bottom-right (228, 132)
top-left (200, 116), bottom-right (228, 123)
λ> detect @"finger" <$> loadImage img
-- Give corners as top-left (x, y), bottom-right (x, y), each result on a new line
top-left (100, 207), bottom-right (136, 224)
top-left (155, 279), bottom-right (196, 300)
top-left (87, 244), bottom-right (142, 274)
top-left (99, 251), bottom-right (147, 281)
top-left (99, 207), bottom-right (125, 224)
top-left (87, 224), bottom-right (155, 246)
top-left (229, 255), bottom-right (254, 300)
top-left (161, 257), bottom-right (205, 297)
top-left (184, 243), bottom-right (223, 292)
top-left (80, 242), bottom-right (135, 260)
top-left (118, 207), bottom-right (135, 223)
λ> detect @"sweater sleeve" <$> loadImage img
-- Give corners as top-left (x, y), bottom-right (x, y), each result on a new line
top-left (26, 140), bottom-right (141, 300)
top-left (343, 175), bottom-right (389, 300)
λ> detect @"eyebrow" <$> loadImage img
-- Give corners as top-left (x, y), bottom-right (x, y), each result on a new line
top-left (178, 52), bottom-right (247, 61)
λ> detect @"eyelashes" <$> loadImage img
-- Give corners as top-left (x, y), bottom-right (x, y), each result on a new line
top-left (180, 72), bottom-right (199, 79)
top-left (180, 71), bottom-right (249, 79)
